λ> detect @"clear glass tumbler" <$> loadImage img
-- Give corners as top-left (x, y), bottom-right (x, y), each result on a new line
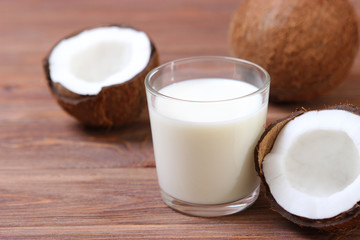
top-left (145, 56), bottom-right (270, 217)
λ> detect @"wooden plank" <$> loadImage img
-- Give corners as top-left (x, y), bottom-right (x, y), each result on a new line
top-left (0, 225), bottom-right (337, 239)
top-left (0, 168), bottom-right (347, 239)
top-left (0, 119), bottom-right (155, 169)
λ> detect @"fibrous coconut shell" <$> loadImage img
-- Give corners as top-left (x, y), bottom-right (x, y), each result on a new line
top-left (230, 0), bottom-right (359, 102)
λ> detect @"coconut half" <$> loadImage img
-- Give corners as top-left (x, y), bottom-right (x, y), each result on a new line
top-left (43, 25), bottom-right (159, 127)
top-left (255, 105), bottom-right (360, 231)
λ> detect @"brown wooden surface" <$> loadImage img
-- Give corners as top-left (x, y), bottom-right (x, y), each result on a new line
top-left (1, 0), bottom-right (360, 239)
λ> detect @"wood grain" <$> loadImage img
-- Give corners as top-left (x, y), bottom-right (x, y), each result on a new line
top-left (0, 0), bottom-right (360, 239)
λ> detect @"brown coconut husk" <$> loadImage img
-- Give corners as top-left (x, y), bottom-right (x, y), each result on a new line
top-left (230, 0), bottom-right (359, 102)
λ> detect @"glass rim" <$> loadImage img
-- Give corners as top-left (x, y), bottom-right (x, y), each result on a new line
top-left (144, 56), bottom-right (270, 103)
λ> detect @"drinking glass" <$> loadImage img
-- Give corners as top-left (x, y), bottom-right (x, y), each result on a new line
top-left (145, 56), bottom-right (270, 217)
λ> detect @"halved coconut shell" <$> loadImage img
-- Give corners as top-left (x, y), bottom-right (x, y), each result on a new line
top-left (43, 25), bottom-right (159, 127)
top-left (255, 104), bottom-right (360, 232)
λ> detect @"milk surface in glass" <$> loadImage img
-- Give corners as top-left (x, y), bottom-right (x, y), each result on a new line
top-left (148, 78), bottom-right (267, 205)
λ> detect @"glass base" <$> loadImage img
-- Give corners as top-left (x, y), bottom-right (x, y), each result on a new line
top-left (161, 185), bottom-right (260, 217)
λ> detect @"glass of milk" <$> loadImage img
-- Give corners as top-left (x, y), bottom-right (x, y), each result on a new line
top-left (145, 56), bottom-right (270, 217)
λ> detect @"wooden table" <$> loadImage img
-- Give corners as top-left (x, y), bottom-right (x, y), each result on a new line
top-left (1, 0), bottom-right (360, 239)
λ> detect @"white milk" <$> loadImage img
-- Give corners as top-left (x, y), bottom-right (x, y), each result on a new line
top-left (148, 78), bottom-right (267, 205)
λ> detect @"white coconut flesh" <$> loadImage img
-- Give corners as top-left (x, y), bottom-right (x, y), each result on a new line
top-left (48, 26), bottom-right (151, 95)
top-left (263, 109), bottom-right (360, 219)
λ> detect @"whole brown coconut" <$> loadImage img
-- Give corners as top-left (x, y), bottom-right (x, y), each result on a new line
top-left (43, 25), bottom-right (159, 127)
top-left (255, 105), bottom-right (360, 232)
top-left (230, 0), bottom-right (359, 102)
